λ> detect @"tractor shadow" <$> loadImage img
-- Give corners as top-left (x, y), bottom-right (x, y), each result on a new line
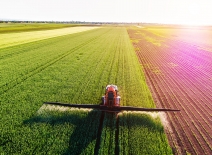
top-left (23, 107), bottom-right (164, 155)
top-left (23, 106), bottom-right (103, 155)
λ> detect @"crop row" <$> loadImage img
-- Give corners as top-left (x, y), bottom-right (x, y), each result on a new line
top-left (127, 27), bottom-right (212, 154)
top-left (119, 112), bottom-right (173, 155)
top-left (94, 29), bottom-right (172, 154)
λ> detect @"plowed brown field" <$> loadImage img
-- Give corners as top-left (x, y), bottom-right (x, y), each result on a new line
top-left (128, 26), bottom-right (212, 155)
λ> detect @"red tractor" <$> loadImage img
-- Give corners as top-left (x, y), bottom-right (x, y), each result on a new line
top-left (44, 84), bottom-right (179, 113)
top-left (101, 84), bottom-right (120, 108)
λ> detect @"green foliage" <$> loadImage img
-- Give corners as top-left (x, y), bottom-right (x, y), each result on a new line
top-left (119, 112), bottom-right (173, 155)
top-left (0, 26), bottom-right (172, 154)
top-left (98, 113), bottom-right (116, 155)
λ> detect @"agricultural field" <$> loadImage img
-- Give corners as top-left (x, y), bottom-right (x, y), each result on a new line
top-left (128, 26), bottom-right (212, 154)
top-left (0, 25), bottom-right (172, 154)
top-left (0, 26), bottom-right (98, 48)
top-left (0, 23), bottom-right (81, 33)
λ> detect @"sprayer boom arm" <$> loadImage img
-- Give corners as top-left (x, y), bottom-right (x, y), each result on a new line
top-left (44, 102), bottom-right (179, 112)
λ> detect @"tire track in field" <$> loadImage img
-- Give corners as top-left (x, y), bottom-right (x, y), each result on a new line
top-left (94, 112), bottom-right (105, 155)
top-left (0, 30), bottom-right (110, 96)
top-left (115, 114), bottom-right (119, 155)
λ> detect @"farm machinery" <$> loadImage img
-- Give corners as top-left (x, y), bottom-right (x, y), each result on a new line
top-left (44, 84), bottom-right (180, 113)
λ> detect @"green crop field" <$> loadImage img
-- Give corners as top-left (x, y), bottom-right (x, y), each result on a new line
top-left (0, 23), bottom-right (81, 33)
top-left (0, 25), bottom-right (172, 154)
top-left (0, 26), bottom-right (98, 48)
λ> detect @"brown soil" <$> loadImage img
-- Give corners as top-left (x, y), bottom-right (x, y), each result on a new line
top-left (127, 27), bottom-right (212, 155)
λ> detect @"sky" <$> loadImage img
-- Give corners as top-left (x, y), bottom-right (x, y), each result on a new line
top-left (1, 0), bottom-right (212, 25)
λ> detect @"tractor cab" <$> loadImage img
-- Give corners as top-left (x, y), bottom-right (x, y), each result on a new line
top-left (102, 84), bottom-right (120, 107)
